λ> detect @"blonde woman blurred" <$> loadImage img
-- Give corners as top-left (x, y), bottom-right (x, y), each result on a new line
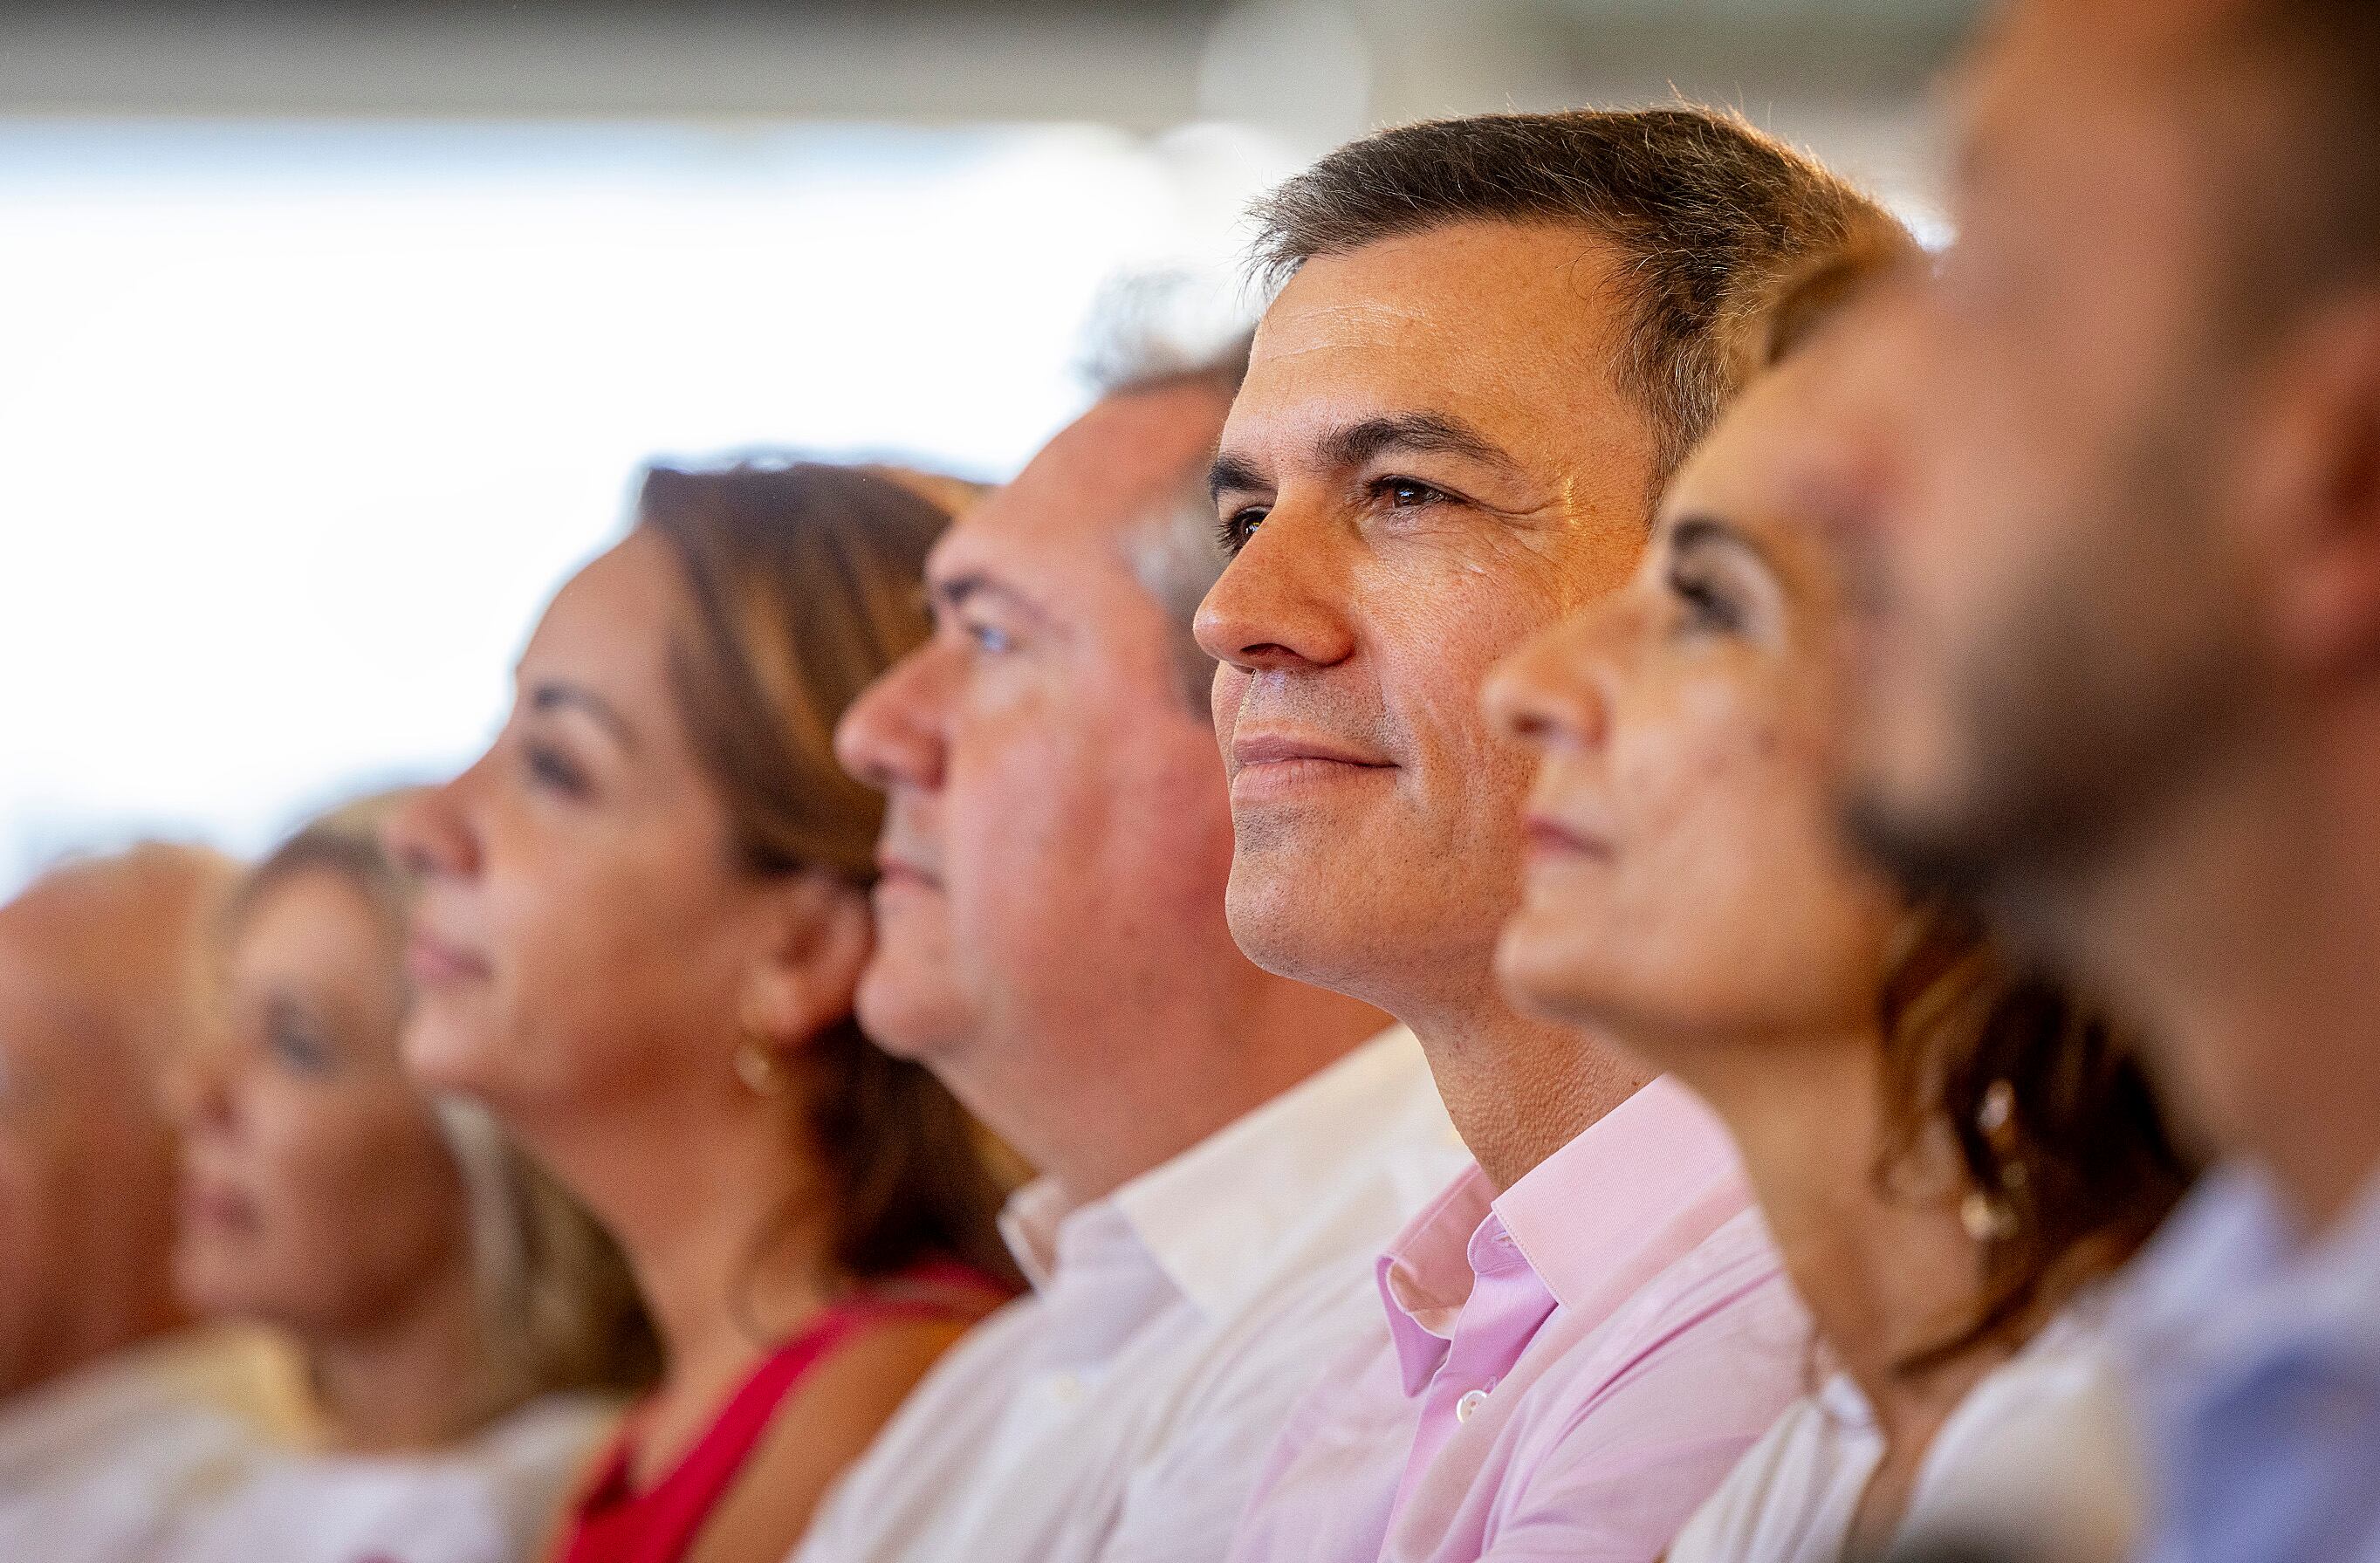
top-left (168, 798), bottom-right (656, 1563)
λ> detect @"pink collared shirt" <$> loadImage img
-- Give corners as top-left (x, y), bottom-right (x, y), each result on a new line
top-left (1227, 1077), bottom-right (1811, 1563)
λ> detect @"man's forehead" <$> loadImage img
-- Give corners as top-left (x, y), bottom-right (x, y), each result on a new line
top-left (936, 387), bottom-right (1223, 569)
top-left (1252, 222), bottom-right (1625, 364)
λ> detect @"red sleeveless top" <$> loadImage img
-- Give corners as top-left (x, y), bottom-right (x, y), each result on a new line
top-left (552, 1261), bottom-right (1008, 1563)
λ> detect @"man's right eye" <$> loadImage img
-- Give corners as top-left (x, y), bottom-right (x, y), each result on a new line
top-left (1217, 506), bottom-right (1268, 554)
top-left (964, 620), bottom-right (1014, 655)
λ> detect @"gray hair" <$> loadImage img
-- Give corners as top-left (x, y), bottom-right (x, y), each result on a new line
top-left (1077, 280), bottom-right (1256, 712)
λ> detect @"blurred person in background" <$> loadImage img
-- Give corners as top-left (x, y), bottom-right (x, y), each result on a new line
top-left (1812, 1), bottom-right (2380, 1559)
top-left (806, 328), bottom-right (1464, 1563)
top-left (1482, 223), bottom-right (2190, 1563)
top-left (1198, 108), bottom-right (1878, 1563)
top-left (0, 842), bottom-right (278, 1562)
top-left (388, 463), bottom-right (1019, 1563)
top-left (168, 794), bottom-right (656, 1563)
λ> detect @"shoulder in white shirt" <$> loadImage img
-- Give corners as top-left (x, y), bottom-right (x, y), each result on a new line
top-left (1666, 1304), bottom-right (2141, 1563)
top-left (165, 1390), bottom-right (618, 1563)
top-left (792, 1025), bottom-right (1472, 1563)
top-left (0, 1328), bottom-right (283, 1563)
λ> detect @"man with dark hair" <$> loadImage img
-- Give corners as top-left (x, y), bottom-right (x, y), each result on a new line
top-left (1817, 1), bottom-right (2380, 1559)
top-left (1197, 107), bottom-right (1885, 1562)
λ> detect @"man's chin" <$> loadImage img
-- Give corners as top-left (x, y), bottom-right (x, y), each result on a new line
top-left (1222, 857), bottom-right (1387, 1006)
top-left (854, 957), bottom-right (969, 1066)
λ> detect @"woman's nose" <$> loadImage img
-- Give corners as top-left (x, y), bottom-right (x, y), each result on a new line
top-left (1484, 609), bottom-right (1616, 754)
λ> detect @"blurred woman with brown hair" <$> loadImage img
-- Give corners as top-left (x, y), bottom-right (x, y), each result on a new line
top-left (387, 462), bottom-right (1018, 1563)
top-left (170, 795), bottom-right (655, 1563)
top-left (1483, 224), bottom-right (2192, 1563)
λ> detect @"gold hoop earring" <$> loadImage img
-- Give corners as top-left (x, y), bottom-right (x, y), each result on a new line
top-left (735, 1034), bottom-right (788, 1097)
top-left (1961, 1079), bottom-right (2026, 1243)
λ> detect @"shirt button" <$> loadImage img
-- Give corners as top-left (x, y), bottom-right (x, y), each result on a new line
top-left (1047, 1372), bottom-right (1084, 1404)
top-left (1455, 1388), bottom-right (1489, 1422)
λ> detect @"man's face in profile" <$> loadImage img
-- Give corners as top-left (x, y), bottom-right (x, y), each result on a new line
top-left (1197, 221), bottom-right (1656, 1018)
top-left (1830, 0), bottom-right (2264, 907)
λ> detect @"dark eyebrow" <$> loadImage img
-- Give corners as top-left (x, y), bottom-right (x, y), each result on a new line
top-left (526, 681), bottom-right (635, 751)
top-left (1209, 411), bottom-right (1521, 504)
top-left (1209, 452), bottom-right (1265, 502)
top-left (1316, 412), bottom-right (1518, 476)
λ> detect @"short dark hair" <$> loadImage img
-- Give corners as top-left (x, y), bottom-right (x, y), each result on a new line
top-left (1250, 106), bottom-right (1888, 492)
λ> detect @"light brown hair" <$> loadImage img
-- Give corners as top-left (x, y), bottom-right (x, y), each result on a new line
top-left (1250, 106), bottom-right (1888, 498)
top-left (632, 463), bottom-right (1023, 1292)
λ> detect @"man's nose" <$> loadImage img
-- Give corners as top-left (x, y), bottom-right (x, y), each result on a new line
top-left (1194, 501), bottom-right (1358, 675)
top-left (836, 645), bottom-right (949, 795)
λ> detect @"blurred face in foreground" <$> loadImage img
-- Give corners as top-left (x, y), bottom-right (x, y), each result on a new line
top-left (175, 867), bottom-right (469, 1342)
top-left (1828, 2), bottom-right (2267, 909)
top-left (1488, 331), bottom-right (1904, 1051)
top-left (1197, 222), bottom-right (1656, 1022)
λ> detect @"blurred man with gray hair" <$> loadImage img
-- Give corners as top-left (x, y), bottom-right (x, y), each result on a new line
top-left (0, 842), bottom-right (278, 1561)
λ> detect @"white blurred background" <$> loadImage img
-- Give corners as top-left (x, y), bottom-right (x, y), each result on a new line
top-left (0, 0), bottom-right (1978, 895)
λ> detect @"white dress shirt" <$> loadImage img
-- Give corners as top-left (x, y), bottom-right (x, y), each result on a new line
top-left (163, 1391), bottom-right (617, 1563)
top-left (0, 1329), bottom-right (279, 1563)
top-left (792, 1025), bottom-right (1471, 1563)
top-left (1667, 1304), bottom-right (2132, 1563)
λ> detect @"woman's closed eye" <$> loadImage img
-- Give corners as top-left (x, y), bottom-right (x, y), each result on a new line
top-left (522, 737), bottom-right (592, 799)
top-left (1662, 517), bottom-right (1781, 640)
top-left (1668, 558), bottom-right (1746, 635)
top-left (264, 1001), bottom-right (336, 1077)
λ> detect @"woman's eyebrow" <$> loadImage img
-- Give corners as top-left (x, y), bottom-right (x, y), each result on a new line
top-left (1666, 513), bottom-right (1777, 573)
top-left (526, 680), bottom-right (637, 751)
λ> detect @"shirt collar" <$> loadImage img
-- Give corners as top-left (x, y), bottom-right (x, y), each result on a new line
top-left (1375, 1075), bottom-right (1746, 1394)
top-left (1493, 1075), bottom-right (1746, 1313)
top-left (1001, 1025), bottom-right (1455, 1316)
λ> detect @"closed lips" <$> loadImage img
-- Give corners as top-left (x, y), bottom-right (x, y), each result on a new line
top-left (1230, 730), bottom-right (1393, 770)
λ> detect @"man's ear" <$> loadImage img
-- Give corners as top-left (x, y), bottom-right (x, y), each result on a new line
top-left (737, 868), bottom-right (874, 1059)
top-left (2255, 290), bottom-right (2380, 678)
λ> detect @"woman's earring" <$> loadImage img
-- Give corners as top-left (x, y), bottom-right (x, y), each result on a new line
top-left (1961, 1079), bottom-right (2025, 1243)
top-left (735, 1034), bottom-right (787, 1097)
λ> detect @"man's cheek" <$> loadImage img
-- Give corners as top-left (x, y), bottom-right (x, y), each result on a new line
top-left (1209, 664), bottom-right (1248, 751)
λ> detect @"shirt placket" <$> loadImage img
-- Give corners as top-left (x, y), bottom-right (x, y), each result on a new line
top-left (1388, 1216), bottom-right (1559, 1524)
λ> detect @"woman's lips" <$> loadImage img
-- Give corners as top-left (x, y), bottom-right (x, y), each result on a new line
top-left (405, 930), bottom-right (490, 987)
top-left (179, 1177), bottom-right (258, 1236)
top-left (1522, 813), bottom-right (1616, 864)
